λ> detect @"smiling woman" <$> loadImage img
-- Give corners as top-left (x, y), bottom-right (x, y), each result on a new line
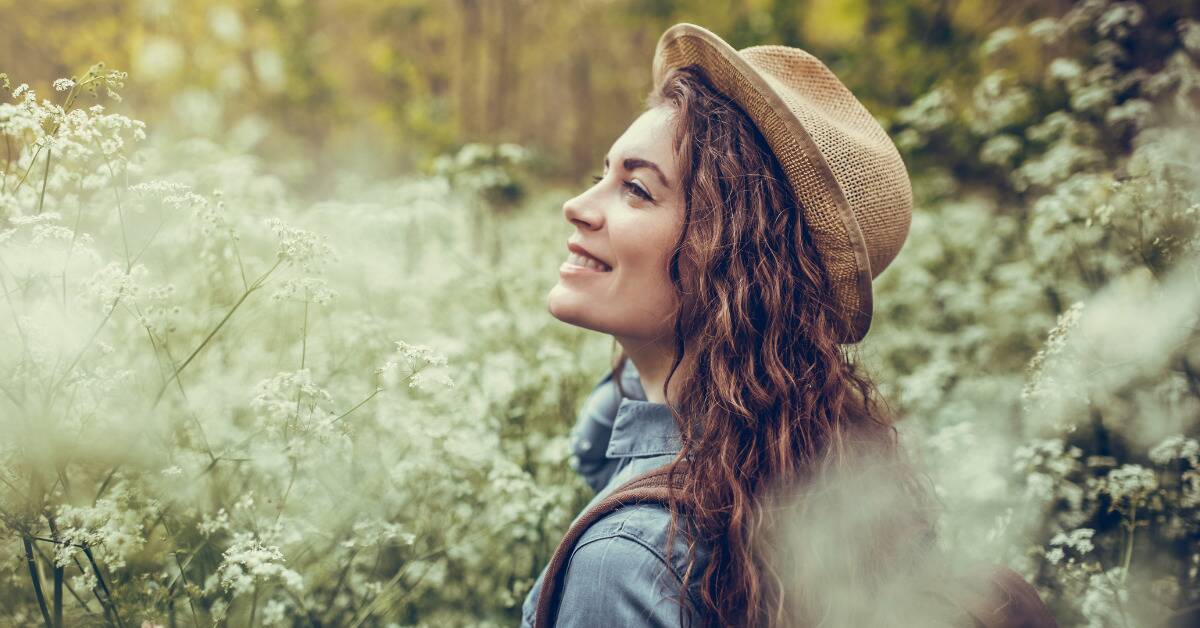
top-left (546, 105), bottom-right (685, 365)
top-left (529, 21), bottom-right (1055, 628)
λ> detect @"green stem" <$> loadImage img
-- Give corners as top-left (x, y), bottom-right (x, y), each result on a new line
top-left (3, 133), bottom-right (12, 194)
top-left (82, 544), bottom-right (124, 628)
top-left (152, 259), bottom-right (282, 407)
top-left (71, 555), bottom-right (104, 614)
top-left (1120, 504), bottom-right (1137, 582)
top-left (93, 465), bottom-right (120, 505)
top-left (46, 291), bottom-right (123, 408)
top-left (326, 386), bottom-right (383, 426)
top-left (248, 584), bottom-right (259, 627)
top-left (61, 179), bottom-right (85, 308)
top-left (157, 338), bottom-right (217, 462)
top-left (23, 537), bottom-right (53, 628)
top-left (45, 514), bottom-right (64, 628)
top-left (94, 136), bottom-right (130, 270)
top-left (231, 231), bottom-right (249, 291)
top-left (35, 147), bottom-right (51, 215)
top-left (158, 516), bottom-right (202, 628)
top-left (287, 299), bottom-right (310, 442)
top-left (0, 259), bottom-right (32, 369)
top-left (273, 458), bottom-right (299, 526)
top-left (52, 559), bottom-right (62, 628)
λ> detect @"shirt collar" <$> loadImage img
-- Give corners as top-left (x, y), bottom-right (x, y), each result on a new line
top-left (606, 397), bottom-right (683, 458)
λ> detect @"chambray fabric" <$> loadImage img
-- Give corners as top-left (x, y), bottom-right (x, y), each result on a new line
top-left (520, 360), bottom-right (711, 627)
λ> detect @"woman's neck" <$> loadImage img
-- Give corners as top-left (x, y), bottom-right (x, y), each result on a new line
top-left (616, 337), bottom-right (690, 405)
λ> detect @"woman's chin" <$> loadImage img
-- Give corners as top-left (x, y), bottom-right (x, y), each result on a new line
top-left (546, 287), bottom-right (600, 331)
top-left (546, 287), bottom-right (579, 320)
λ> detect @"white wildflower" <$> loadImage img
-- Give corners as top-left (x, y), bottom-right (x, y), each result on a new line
top-left (981, 27), bottom-right (1019, 57)
top-left (1024, 472), bottom-right (1056, 502)
top-left (1048, 58), bottom-right (1084, 85)
top-left (1096, 2), bottom-right (1144, 39)
top-left (1182, 470), bottom-right (1200, 509)
top-left (895, 84), bottom-right (957, 134)
top-left (1080, 566), bottom-right (1128, 628)
top-left (1048, 527), bottom-right (1096, 557)
top-left (216, 534), bottom-right (303, 597)
top-left (409, 368), bottom-right (455, 392)
top-left (70, 572), bottom-right (98, 593)
top-left (1181, 19), bottom-right (1200, 54)
top-left (969, 70), bottom-right (1034, 134)
top-left (1014, 438), bottom-right (1084, 477)
top-left (497, 142), bottom-right (530, 163)
top-left (199, 508), bottom-right (230, 537)
top-left (234, 492), bottom-right (255, 511)
top-left (1089, 463), bottom-right (1158, 510)
top-left (209, 599), bottom-right (228, 622)
top-left (350, 520), bottom-right (417, 548)
top-left (265, 217), bottom-right (336, 272)
top-left (393, 340), bottom-right (448, 367)
top-left (270, 276), bottom-right (338, 305)
top-left (1027, 17), bottom-right (1060, 43)
top-left (980, 134), bottom-right (1022, 166)
top-left (55, 496), bottom-right (146, 570)
top-left (1021, 302), bottom-right (1086, 408)
top-left (261, 599), bottom-right (288, 626)
top-left (250, 369), bottom-right (334, 433)
top-left (82, 262), bottom-right (149, 311)
top-left (1148, 435), bottom-right (1200, 466)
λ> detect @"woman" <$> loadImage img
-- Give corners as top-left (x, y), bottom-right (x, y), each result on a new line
top-left (523, 23), bottom-right (1054, 628)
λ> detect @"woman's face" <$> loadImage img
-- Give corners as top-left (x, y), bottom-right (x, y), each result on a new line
top-left (547, 105), bottom-right (683, 344)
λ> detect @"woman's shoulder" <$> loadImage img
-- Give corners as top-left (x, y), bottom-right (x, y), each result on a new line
top-left (573, 502), bottom-right (710, 587)
top-left (557, 503), bottom-right (710, 625)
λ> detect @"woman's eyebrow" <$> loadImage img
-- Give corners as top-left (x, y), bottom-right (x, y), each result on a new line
top-left (604, 155), bottom-right (672, 190)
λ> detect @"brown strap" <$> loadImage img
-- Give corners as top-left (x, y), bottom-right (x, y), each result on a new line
top-left (534, 462), bottom-right (687, 628)
top-left (535, 462), bottom-right (1058, 628)
top-left (962, 563), bottom-right (1060, 628)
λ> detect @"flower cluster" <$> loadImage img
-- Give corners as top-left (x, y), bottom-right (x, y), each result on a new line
top-left (214, 534), bottom-right (303, 597)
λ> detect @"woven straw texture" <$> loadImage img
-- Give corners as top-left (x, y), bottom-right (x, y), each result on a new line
top-left (651, 23), bottom-right (913, 344)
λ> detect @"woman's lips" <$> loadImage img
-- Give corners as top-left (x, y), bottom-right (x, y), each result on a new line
top-left (567, 242), bottom-right (613, 269)
top-left (563, 251), bottom-right (612, 272)
top-left (560, 258), bottom-right (612, 276)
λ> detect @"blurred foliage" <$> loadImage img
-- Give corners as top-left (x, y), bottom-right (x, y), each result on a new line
top-left (3, 0), bottom-right (1200, 626)
top-left (3, 0), bottom-right (1062, 196)
top-left (871, 1), bottom-right (1200, 625)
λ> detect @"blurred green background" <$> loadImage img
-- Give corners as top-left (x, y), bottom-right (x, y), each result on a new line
top-left (2, 0), bottom-right (1064, 194)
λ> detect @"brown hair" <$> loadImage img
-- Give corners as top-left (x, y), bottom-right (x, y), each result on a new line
top-left (608, 65), bottom-right (943, 627)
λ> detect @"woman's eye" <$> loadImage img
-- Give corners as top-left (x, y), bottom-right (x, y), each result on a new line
top-left (624, 181), bottom-right (652, 201)
top-left (591, 173), bottom-right (652, 202)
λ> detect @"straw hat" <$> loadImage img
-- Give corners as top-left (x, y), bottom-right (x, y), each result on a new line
top-left (652, 23), bottom-right (913, 344)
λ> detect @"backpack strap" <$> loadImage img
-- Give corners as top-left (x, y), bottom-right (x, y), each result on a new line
top-left (959, 563), bottom-right (1060, 627)
top-left (534, 461), bottom-right (688, 628)
top-left (535, 461), bottom-right (1058, 628)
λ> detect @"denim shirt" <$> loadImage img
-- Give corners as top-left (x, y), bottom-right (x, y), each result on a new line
top-left (520, 360), bottom-right (711, 627)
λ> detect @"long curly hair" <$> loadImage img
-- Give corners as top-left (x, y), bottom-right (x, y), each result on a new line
top-left (607, 65), bottom-right (945, 627)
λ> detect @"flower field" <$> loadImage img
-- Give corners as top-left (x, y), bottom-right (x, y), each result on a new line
top-left (2, 1), bottom-right (1200, 626)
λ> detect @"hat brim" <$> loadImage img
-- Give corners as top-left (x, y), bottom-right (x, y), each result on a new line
top-left (651, 23), bottom-right (874, 344)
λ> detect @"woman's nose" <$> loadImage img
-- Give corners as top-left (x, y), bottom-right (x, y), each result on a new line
top-left (563, 188), bottom-right (603, 229)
